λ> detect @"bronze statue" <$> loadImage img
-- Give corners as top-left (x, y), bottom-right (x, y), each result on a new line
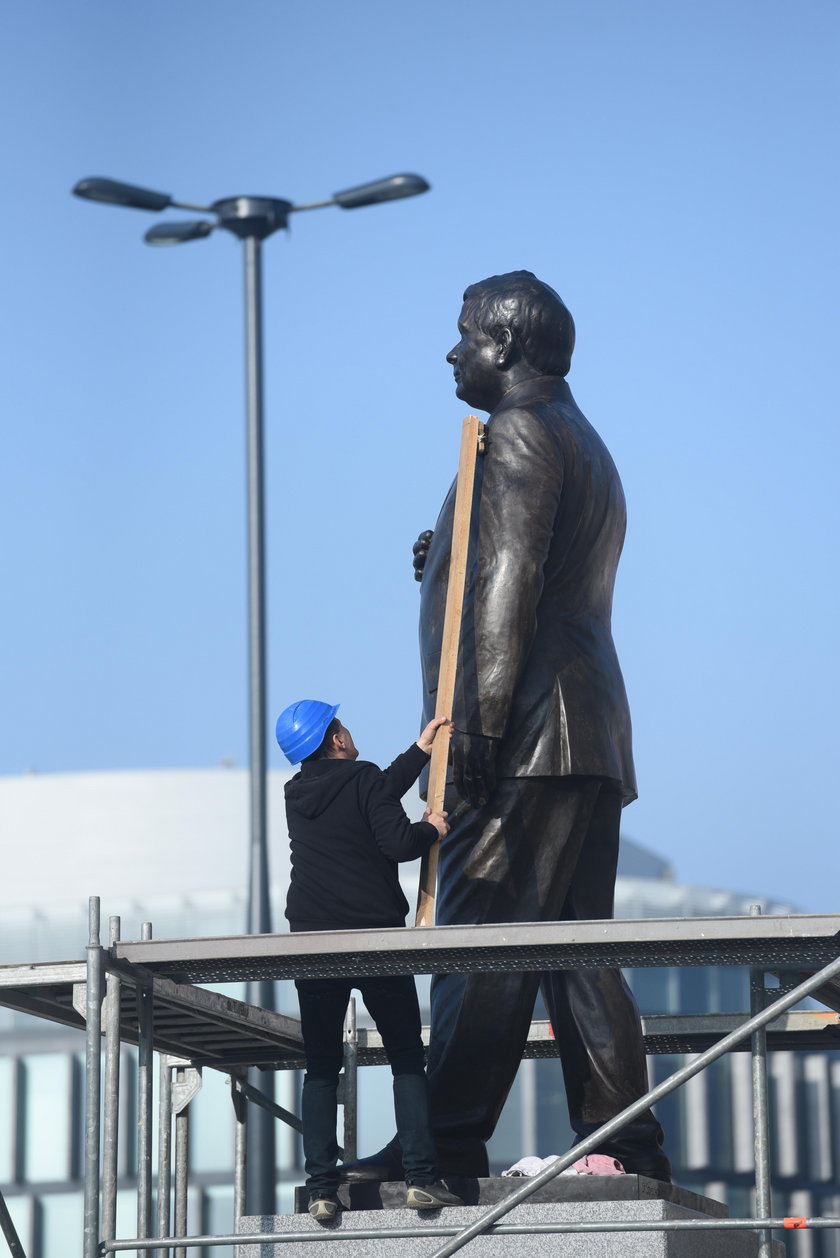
top-left (344, 271), bottom-right (669, 1183)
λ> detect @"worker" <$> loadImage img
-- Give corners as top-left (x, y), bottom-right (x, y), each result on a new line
top-left (276, 698), bottom-right (464, 1222)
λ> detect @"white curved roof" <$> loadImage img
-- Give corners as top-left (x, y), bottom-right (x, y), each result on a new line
top-left (0, 767), bottom-right (294, 907)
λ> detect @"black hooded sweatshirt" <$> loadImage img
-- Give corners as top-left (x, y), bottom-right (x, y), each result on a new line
top-left (284, 741), bottom-right (437, 933)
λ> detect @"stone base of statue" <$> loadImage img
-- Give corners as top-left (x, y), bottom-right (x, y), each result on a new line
top-left (238, 1176), bottom-right (785, 1256)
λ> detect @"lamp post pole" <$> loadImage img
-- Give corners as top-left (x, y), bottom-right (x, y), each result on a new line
top-left (213, 203), bottom-right (293, 1211)
top-left (72, 171), bottom-right (430, 1217)
top-left (243, 228), bottom-right (275, 1214)
top-left (244, 232), bottom-right (271, 945)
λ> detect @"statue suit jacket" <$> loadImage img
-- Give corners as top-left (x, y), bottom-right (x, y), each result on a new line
top-left (419, 374), bottom-right (637, 804)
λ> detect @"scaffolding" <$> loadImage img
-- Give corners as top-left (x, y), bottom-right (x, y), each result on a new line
top-left (1, 900), bottom-right (840, 1257)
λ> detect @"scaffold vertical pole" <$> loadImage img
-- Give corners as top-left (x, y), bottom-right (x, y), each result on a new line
top-left (157, 1058), bottom-right (173, 1258)
top-left (174, 1068), bottom-right (189, 1258)
top-left (342, 997), bottom-right (358, 1162)
top-left (102, 915), bottom-right (122, 1246)
top-left (83, 896), bottom-right (103, 1258)
top-left (137, 922), bottom-right (154, 1245)
top-left (750, 904), bottom-right (773, 1258)
top-left (231, 1074), bottom-right (247, 1258)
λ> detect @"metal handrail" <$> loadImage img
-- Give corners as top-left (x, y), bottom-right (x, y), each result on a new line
top-left (102, 1215), bottom-right (840, 1251)
top-left (0, 1184), bottom-right (27, 1258)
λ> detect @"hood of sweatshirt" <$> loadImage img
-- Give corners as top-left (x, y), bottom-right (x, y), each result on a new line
top-left (284, 758), bottom-right (375, 820)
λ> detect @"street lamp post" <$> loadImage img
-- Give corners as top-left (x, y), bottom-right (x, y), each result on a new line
top-left (72, 171), bottom-right (430, 1215)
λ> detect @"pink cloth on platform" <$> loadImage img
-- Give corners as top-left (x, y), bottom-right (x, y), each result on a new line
top-left (563, 1154), bottom-right (625, 1176)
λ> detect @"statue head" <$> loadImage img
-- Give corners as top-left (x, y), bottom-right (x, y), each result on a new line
top-left (447, 271), bottom-right (575, 413)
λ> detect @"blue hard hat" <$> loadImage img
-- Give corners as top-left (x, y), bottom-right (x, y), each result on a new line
top-left (275, 699), bottom-right (340, 765)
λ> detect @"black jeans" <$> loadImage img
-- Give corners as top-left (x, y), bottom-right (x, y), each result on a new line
top-left (296, 974), bottom-right (437, 1194)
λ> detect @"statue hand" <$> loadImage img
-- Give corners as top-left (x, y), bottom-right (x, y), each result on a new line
top-left (451, 732), bottom-right (499, 807)
top-left (412, 530), bottom-right (433, 583)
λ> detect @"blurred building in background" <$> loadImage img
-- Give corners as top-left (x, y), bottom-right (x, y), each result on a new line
top-left (0, 768), bottom-right (837, 1256)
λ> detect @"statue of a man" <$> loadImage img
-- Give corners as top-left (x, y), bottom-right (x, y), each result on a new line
top-left (345, 271), bottom-right (669, 1184)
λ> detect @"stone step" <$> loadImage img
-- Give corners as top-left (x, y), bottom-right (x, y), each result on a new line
top-left (240, 1178), bottom-right (785, 1257)
top-left (293, 1173), bottom-right (726, 1215)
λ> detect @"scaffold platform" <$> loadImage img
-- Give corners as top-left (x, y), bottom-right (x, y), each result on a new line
top-left (112, 913), bottom-right (840, 982)
top-left (2, 908), bottom-right (840, 1257)
top-left (2, 915), bottom-right (840, 1069)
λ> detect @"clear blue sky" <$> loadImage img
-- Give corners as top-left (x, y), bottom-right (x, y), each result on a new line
top-left (1, 1), bottom-right (837, 912)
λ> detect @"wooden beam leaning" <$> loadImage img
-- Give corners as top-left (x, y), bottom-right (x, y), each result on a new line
top-left (415, 414), bottom-right (486, 927)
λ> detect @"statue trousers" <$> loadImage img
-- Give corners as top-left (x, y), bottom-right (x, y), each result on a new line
top-left (427, 775), bottom-right (664, 1173)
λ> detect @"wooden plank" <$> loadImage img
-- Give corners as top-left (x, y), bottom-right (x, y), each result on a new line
top-left (415, 414), bottom-right (485, 927)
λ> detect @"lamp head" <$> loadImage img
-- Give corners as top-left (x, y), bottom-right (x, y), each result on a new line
top-left (73, 177), bottom-right (173, 212)
top-left (144, 220), bottom-right (215, 246)
top-left (332, 173), bottom-right (430, 210)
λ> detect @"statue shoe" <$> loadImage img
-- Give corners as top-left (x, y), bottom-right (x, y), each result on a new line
top-left (572, 1119), bottom-right (671, 1185)
top-left (607, 1148), bottom-right (671, 1183)
top-left (340, 1134), bottom-right (489, 1182)
top-left (340, 1139), bottom-right (403, 1183)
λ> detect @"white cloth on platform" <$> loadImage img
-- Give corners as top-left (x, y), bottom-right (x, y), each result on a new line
top-left (502, 1153), bottom-right (625, 1177)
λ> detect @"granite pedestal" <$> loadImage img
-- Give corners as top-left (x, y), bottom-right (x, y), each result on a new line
top-left (239, 1176), bottom-right (786, 1257)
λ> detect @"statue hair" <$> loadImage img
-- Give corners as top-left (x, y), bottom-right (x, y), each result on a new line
top-left (463, 271), bottom-right (575, 378)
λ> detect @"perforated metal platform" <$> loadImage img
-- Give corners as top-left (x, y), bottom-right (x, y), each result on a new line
top-left (113, 914), bottom-right (840, 983)
top-left (2, 916), bottom-right (838, 1070)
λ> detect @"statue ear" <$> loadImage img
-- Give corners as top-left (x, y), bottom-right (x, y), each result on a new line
top-left (495, 326), bottom-right (516, 368)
